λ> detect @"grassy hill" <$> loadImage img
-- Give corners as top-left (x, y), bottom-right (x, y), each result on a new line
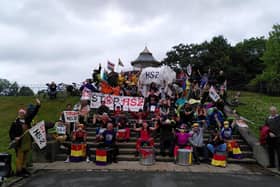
top-left (229, 91), bottom-right (280, 136)
top-left (0, 96), bottom-right (79, 170)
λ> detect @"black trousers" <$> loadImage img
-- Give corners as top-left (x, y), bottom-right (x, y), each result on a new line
top-left (98, 143), bottom-right (119, 161)
top-left (160, 137), bottom-right (174, 156)
top-left (267, 137), bottom-right (280, 168)
top-left (192, 146), bottom-right (209, 162)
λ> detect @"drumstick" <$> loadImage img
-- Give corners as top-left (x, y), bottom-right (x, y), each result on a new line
top-left (8, 130), bottom-right (30, 149)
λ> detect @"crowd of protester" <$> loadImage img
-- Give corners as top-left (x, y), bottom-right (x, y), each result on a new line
top-left (9, 65), bottom-right (280, 178)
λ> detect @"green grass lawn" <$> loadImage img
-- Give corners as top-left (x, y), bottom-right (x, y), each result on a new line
top-left (0, 96), bottom-right (79, 171)
top-left (228, 91), bottom-right (280, 136)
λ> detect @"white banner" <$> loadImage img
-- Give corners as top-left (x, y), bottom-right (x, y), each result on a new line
top-left (90, 92), bottom-right (144, 112)
top-left (209, 86), bottom-right (220, 102)
top-left (63, 111), bottom-right (79, 123)
top-left (138, 66), bottom-right (176, 86)
top-left (29, 121), bottom-right (47, 149)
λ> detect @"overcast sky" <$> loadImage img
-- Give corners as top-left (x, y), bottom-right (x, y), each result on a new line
top-left (0, 0), bottom-right (279, 87)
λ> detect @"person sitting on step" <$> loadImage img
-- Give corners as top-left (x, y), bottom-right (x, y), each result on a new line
top-left (64, 123), bottom-right (90, 163)
top-left (206, 129), bottom-right (227, 157)
top-left (98, 122), bottom-right (119, 163)
top-left (116, 117), bottom-right (130, 142)
top-left (134, 121), bottom-right (158, 157)
top-left (173, 124), bottom-right (192, 163)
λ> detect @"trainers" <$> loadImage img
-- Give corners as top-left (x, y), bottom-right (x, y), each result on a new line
top-left (60, 145), bottom-right (66, 150)
top-left (64, 157), bottom-right (70, 163)
top-left (86, 157), bottom-right (91, 163)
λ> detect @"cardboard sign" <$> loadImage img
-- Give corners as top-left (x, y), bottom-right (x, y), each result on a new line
top-left (209, 86), bottom-right (220, 102)
top-left (64, 111), bottom-right (79, 123)
top-left (90, 92), bottom-right (144, 112)
top-left (29, 121), bottom-right (47, 149)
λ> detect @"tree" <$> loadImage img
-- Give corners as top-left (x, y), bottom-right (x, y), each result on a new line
top-left (229, 37), bottom-right (266, 88)
top-left (262, 24), bottom-right (280, 73)
top-left (0, 78), bottom-right (19, 96)
top-left (18, 86), bottom-right (35, 96)
top-left (250, 24), bottom-right (280, 95)
top-left (0, 78), bottom-right (11, 93)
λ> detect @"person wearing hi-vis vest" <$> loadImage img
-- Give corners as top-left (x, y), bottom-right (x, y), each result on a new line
top-left (9, 98), bottom-right (41, 177)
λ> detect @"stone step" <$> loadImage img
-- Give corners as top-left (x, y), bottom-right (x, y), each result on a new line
top-left (55, 153), bottom-right (256, 164)
top-left (86, 131), bottom-right (242, 139)
top-left (85, 148), bottom-right (253, 158)
top-left (85, 137), bottom-right (247, 146)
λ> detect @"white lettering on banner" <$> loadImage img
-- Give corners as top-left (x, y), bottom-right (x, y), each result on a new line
top-left (64, 111), bottom-right (79, 123)
top-left (29, 121), bottom-right (46, 149)
top-left (90, 92), bottom-right (144, 112)
top-left (209, 86), bottom-right (220, 102)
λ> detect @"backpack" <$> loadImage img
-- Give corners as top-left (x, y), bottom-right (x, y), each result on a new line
top-left (259, 125), bottom-right (269, 145)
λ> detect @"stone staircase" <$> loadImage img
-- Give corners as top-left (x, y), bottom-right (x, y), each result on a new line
top-left (54, 113), bottom-right (256, 164)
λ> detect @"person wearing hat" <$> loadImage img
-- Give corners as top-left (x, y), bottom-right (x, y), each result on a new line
top-left (173, 124), bottom-right (192, 162)
top-left (221, 121), bottom-right (232, 140)
top-left (9, 98), bottom-right (41, 177)
top-left (189, 123), bottom-right (209, 164)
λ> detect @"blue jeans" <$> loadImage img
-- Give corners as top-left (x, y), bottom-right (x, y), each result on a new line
top-left (207, 143), bottom-right (227, 154)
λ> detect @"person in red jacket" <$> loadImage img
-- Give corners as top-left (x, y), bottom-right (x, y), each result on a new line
top-left (134, 121), bottom-right (157, 156)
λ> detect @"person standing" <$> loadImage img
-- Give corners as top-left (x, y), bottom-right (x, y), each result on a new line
top-left (9, 99), bottom-right (41, 177)
top-left (266, 106), bottom-right (280, 171)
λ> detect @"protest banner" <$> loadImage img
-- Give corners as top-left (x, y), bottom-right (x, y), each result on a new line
top-left (138, 66), bottom-right (176, 97)
top-left (209, 86), bottom-right (220, 102)
top-left (63, 111), bottom-right (79, 123)
top-left (138, 66), bottom-right (176, 85)
top-left (90, 92), bottom-right (144, 112)
top-left (29, 121), bottom-right (47, 149)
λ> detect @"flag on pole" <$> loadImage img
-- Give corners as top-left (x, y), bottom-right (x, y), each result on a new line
top-left (29, 121), bottom-right (47, 149)
top-left (118, 58), bottom-right (124, 67)
top-left (187, 64), bottom-right (192, 76)
top-left (107, 61), bottom-right (115, 71)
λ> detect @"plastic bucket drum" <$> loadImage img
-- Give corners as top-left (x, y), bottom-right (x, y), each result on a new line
top-left (139, 146), bottom-right (155, 166)
top-left (70, 144), bottom-right (86, 162)
top-left (211, 151), bottom-right (227, 167)
top-left (177, 149), bottom-right (192, 166)
top-left (95, 148), bottom-right (113, 166)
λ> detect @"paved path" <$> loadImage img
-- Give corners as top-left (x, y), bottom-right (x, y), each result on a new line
top-left (30, 161), bottom-right (266, 174)
top-left (6, 161), bottom-right (280, 187)
top-left (15, 170), bottom-right (280, 187)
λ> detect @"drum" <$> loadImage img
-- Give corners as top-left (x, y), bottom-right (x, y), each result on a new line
top-left (0, 153), bottom-right (12, 177)
top-left (95, 148), bottom-right (112, 166)
top-left (139, 146), bottom-right (155, 166)
top-left (117, 129), bottom-right (126, 140)
top-left (226, 140), bottom-right (242, 159)
top-left (70, 144), bottom-right (86, 162)
top-left (177, 149), bottom-right (192, 166)
top-left (226, 140), bottom-right (236, 152)
top-left (211, 151), bottom-right (227, 167)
